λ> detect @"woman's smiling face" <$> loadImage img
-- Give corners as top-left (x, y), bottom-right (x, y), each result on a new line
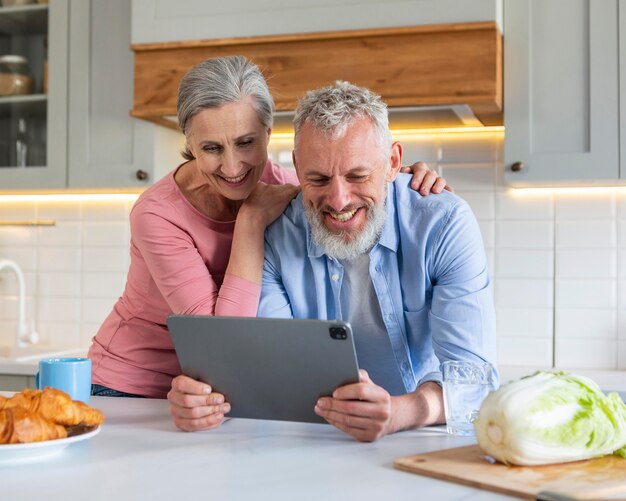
top-left (186, 96), bottom-right (271, 202)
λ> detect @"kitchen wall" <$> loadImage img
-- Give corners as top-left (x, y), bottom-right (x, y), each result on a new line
top-left (1, 129), bottom-right (624, 371)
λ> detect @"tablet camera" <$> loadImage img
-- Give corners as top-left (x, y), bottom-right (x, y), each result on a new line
top-left (329, 326), bottom-right (347, 340)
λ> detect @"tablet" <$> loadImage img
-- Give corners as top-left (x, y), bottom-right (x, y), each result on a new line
top-left (167, 315), bottom-right (360, 424)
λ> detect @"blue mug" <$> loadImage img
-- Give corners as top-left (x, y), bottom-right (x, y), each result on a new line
top-left (36, 357), bottom-right (92, 403)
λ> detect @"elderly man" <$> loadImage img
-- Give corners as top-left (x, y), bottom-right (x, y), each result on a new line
top-left (256, 81), bottom-right (497, 441)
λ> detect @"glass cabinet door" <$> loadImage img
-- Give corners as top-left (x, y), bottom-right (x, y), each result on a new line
top-left (0, 1), bottom-right (68, 190)
top-left (0, 4), bottom-right (47, 168)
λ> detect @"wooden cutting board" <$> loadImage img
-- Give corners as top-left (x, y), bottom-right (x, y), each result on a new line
top-left (394, 445), bottom-right (626, 500)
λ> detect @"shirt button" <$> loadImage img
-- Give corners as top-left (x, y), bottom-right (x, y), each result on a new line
top-left (401, 362), bottom-right (410, 372)
top-left (331, 274), bottom-right (339, 281)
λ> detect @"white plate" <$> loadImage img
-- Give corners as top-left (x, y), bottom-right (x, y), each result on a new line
top-left (0, 426), bottom-right (101, 463)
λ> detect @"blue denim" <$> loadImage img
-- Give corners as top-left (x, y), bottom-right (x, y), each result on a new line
top-left (91, 384), bottom-right (145, 398)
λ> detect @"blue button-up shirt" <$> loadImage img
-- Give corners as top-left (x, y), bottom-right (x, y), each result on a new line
top-left (258, 174), bottom-right (498, 394)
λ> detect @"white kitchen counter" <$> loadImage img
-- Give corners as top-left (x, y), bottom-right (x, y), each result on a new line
top-left (1, 396), bottom-right (517, 501)
top-left (0, 348), bottom-right (88, 376)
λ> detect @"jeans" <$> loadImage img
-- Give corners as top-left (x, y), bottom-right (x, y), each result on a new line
top-left (90, 384), bottom-right (145, 398)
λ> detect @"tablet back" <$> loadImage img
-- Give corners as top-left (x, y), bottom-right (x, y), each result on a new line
top-left (167, 315), bottom-right (360, 424)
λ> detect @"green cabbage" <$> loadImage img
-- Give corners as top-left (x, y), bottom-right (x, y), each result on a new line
top-left (474, 371), bottom-right (626, 465)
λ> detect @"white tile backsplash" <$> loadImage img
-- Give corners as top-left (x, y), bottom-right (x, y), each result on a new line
top-left (37, 297), bottom-right (81, 323)
top-left (556, 221), bottom-right (617, 248)
top-left (556, 309), bottom-right (617, 339)
top-left (556, 279), bottom-right (617, 309)
top-left (617, 192), bottom-right (626, 218)
top-left (0, 226), bottom-right (37, 246)
top-left (38, 272), bottom-right (81, 298)
top-left (81, 272), bottom-right (125, 298)
top-left (556, 250), bottom-right (617, 278)
top-left (81, 298), bottom-right (116, 324)
top-left (618, 221), bottom-right (626, 247)
top-left (555, 339), bottom-right (617, 369)
top-left (82, 248), bottom-right (128, 273)
top-left (0, 248), bottom-right (37, 271)
top-left (0, 198), bottom-right (132, 349)
top-left (438, 135), bottom-right (498, 163)
top-left (1, 132), bottom-right (625, 371)
top-left (495, 221), bottom-right (554, 249)
top-left (495, 250), bottom-right (553, 278)
top-left (439, 163), bottom-right (497, 191)
top-left (36, 201), bottom-right (81, 221)
top-left (82, 222), bottom-right (129, 247)
top-left (496, 308), bottom-right (553, 338)
top-left (496, 191), bottom-right (554, 220)
top-left (555, 193), bottom-right (616, 219)
top-left (38, 248), bottom-right (82, 272)
top-left (393, 137), bottom-right (442, 164)
top-left (497, 337), bottom-right (553, 367)
top-left (495, 278), bottom-right (553, 308)
top-left (477, 220), bottom-right (495, 249)
top-left (36, 322), bottom-right (81, 347)
top-left (456, 191), bottom-right (495, 219)
top-left (80, 200), bottom-right (130, 221)
top-left (38, 222), bottom-right (82, 247)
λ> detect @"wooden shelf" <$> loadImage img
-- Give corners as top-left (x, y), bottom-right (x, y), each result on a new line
top-left (0, 93), bottom-right (46, 118)
top-left (132, 22), bottom-right (502, 131)
top-left (0, 4), bottom-right (48, 36)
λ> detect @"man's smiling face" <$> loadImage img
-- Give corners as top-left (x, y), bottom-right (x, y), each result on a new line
top-left (293, 117), bottom-right (402, 259)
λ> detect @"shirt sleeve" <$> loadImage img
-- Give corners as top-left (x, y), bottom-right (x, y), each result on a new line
top-left (427, 202), bottom-right (499, 386)
top-left (131, 204), bottom-right (261, 318)
top-left (257, 237), bottom-right (295, 318)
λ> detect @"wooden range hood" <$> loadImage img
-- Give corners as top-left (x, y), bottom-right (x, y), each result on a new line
top-left (131, 22), bottom-right (502, 132)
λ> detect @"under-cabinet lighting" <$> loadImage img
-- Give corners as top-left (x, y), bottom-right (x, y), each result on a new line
top-left (270, 126), bottom-right (505, 141)
top-left (0, 193), bottom-right (140, 202)
top-left (510, 186), bottom-right (626, 196)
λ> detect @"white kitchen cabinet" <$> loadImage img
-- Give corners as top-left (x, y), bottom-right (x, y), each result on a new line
top-left (0, 0), bottom-right (170, 191)
top-left (131, 0), bottom-right (502, 44)
top-left (504, 0), bottom-right (620, 186)
top-left (0, 0), bottom-right (69, 190)
top-left (67, 0), bottom-right (161, 189)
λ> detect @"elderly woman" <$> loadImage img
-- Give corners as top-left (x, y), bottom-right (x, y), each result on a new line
top-left (87, 56), bottom-right (448, 403)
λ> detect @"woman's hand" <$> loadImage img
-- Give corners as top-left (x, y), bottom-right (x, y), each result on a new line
top-left (167, 374), bottom-right (231, 432)
top-left (401, 161), bottom-right (452, 195)
top-left (239, 182), bottom-right (301, 229)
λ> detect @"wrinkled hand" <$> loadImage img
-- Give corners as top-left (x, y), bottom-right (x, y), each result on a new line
top-left (239, 182), bottom-right (301, 228)
top-left (168, 375), bottom-right (231, 432)
top-left (314, 369), bottom-right (393, 442)
top-left (401, 161), bottom-right (453, 195)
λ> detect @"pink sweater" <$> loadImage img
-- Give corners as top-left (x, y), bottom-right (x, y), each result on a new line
top-left (88, 160), bottom-right (299, 398)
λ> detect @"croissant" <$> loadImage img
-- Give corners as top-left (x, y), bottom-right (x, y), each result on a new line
top-left (0, 407), bottom-right (67, 444)
top-left (3, 387), bottom-right (104, 427)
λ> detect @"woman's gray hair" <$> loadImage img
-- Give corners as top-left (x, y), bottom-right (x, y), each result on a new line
top-left (177, 55), bottom-right (274, 160)
top-left (293, 80), bottom-right (391, 153)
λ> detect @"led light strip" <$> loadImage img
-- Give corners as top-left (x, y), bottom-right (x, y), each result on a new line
top-left (0, 193), bottom-right (140, 202)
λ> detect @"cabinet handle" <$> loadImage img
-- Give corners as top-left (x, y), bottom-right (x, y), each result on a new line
top-left (510, 162), bottom-right (524, 172)
top-left (136, 169), bottom-right (149, 181)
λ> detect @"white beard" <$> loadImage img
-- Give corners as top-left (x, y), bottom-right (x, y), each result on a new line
top-left (304, 195), bottom-right (388, 261)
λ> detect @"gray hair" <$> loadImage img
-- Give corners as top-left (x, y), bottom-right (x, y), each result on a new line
top-left (293, 81), bottom-right (392, 153)
top-left (177, 55), bottom-right (274, 160)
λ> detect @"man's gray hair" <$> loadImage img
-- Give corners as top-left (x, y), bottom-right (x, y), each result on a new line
top-left (293, 80), bottom-right (392, 152)
top-left (177, 55), bottom-right (274, 160)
